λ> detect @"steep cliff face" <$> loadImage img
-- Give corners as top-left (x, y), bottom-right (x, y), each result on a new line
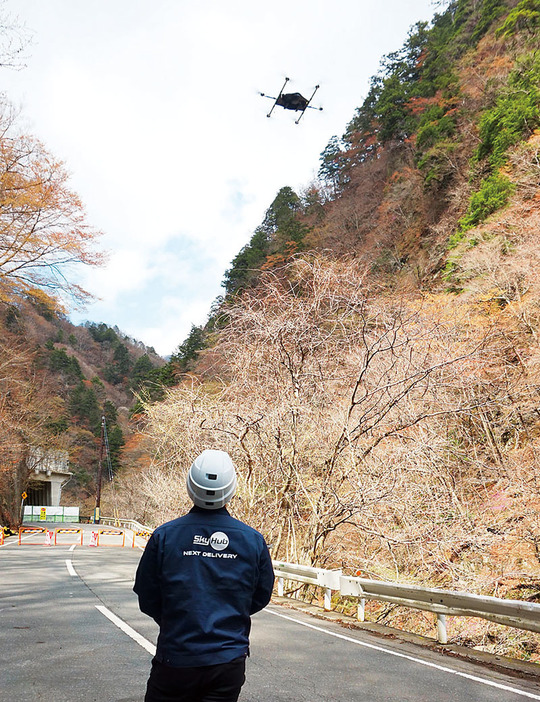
top-left (221, 1), bottom-right (539, 301)
top-left (313, 1), bottom-right (539, 286)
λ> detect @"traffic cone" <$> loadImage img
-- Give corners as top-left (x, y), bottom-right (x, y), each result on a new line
top-left (89, 531), bottom-right (98, 547)
top-left (44, 530), bottom-right (53, 546)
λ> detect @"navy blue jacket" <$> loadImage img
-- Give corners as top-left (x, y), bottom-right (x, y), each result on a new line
top-left (133, 506), bottom-right (275, 667)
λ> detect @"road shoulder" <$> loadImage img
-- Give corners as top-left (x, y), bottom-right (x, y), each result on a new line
top-left (271, 595), bottom-right (540, 684)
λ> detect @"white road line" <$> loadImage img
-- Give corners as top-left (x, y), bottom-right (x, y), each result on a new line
top-left (65, 556), bottom-right (155, 655)
top-left (95, 605), bottom-right (156, 655)
top-left (265, 609), bottom-right (540, 700)
top-left (0, 532), bottom-right (36, 548)
top-left (68, 544), bottom-right (76, 552)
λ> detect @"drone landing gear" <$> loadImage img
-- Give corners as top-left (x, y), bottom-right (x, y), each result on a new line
top-left (294, 84), bottom-right (322, 124)
top-left (260, 77), bottom-right (290, 119)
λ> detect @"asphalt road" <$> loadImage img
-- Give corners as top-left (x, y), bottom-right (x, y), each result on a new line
top-left (2, 524), bottom-right (540, 701)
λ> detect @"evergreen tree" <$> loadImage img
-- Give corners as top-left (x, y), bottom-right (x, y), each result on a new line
top-left (106, 423), bottom-right (125, 473)
top-left (69, 382), bottom-right (101, 433)
top-left (102, 399), bottom-right (118, 425)
top-left (171, 325), bottom-right (206, 373)
top-left (47, 347), bottom-right (84, 383)
top-left (223, 227), bottom-right (269, 294)
top-left (86, 322), bottom-right (118, 344)
top-left (223, 186), bottom-right (309, 295)
top-left (130, 353), bottom-right (155, 390)
top-left (103, 342), bottom-right (132, 384)
top-left (318, 136), bottom-right (346, 191)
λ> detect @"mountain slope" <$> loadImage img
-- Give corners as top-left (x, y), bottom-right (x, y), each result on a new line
top-left (127, 0), bottom-right (540, 661)
top-left (0, 297), bottom-right (167, 524)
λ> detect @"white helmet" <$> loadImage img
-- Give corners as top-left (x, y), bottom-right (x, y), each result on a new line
top-left (187, 449), bottom-right (237, 509)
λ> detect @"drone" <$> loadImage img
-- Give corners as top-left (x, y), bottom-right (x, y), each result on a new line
top-left (260, 77), bottom-right (323, 124)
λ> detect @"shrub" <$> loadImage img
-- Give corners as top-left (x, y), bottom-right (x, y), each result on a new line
top-left (475, 53), bottom-right (540, 167)
top-left (450, 173), bottom-right (514, 247)
top-left (417, 110), bottom-right (456, 150)
top-left (496, 0), bottom-right (540, 38)
top-left (471, 0), bottom-right (508, 42)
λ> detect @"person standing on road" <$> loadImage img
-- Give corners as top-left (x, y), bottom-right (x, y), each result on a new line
top-left (134, 449), bottom-right (275, 702)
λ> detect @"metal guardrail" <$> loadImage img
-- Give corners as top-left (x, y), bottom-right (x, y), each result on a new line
top-left (99, 517), bottom-right (154, 548)
top-left (99, 517), bottom-right (150, 533)
top-left (91, 525), bottom-right (540, 644)
top-left (273, 561), bottom-right (540, 644)
top-left (274, 561), bottom-right (342, 611)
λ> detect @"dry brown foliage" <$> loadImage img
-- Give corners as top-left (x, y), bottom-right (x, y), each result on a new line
top-left (0, 336), bottom-right (61, 526)
top-left (132, 250), bottom-right (540, 658)
top-left (140, 257), bottom-right (493, 564)
top-left (0, 99), bottom-right (104, 309)
top-left (122, 15), bottom-right (540, 663)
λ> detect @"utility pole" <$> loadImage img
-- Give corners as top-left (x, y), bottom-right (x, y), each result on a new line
top-left (94, 416), bottom-right (106, 524)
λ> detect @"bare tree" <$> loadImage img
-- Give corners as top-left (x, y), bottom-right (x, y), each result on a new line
top-left (142, 256), bottom-right (489, 568)
top-left (0, 0), bottom-right (31, 71)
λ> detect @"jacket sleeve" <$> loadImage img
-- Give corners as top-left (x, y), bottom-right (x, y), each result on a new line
top-left (250, 539), bottom-right (275, 615)
top-left (133, 533), bottom-right (162, 625)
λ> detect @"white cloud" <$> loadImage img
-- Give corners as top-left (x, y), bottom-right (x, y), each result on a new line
top-left (5, 0), bottom-right (438, 355)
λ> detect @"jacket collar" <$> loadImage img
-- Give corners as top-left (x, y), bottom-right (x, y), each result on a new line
top-left (189, 505), bottom-right (229, 516)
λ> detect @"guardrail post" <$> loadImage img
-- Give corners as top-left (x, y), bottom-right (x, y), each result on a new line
top-left (436, 614), bottom-right (447, 644)
top-left (277, 576), bottom-right (284, 597)
top-left (357, 598), bottom-right (366, 622)
top-left (324, 587), bottom-right (332, 611)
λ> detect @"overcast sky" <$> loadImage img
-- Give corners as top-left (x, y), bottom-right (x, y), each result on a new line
top-left (3, 0), bottom-right (439, 357)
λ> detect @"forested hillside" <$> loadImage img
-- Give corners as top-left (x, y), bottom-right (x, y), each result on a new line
top-left (123, 0), bottom-right (540, 660)
top-left (0, 295), bottom-right (168, 524)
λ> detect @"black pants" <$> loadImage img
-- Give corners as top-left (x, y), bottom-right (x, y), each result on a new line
top-left (144, 657), bottom-right (246, 702)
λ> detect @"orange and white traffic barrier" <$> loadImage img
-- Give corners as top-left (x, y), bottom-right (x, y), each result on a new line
top-left (132, 530), bottom-right (152, 547)
top-left (54, 528), bottom-right (84, 546)
top-left (97, 529), bottom-right (125, 547)
top-left (0, 530), bottom-right (4, 546)
top-left (18, 527), bottom-right (47, 545)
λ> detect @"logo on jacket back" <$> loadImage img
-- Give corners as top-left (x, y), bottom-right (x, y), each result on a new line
top-left (193, 531), bottom-right (229, 551)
